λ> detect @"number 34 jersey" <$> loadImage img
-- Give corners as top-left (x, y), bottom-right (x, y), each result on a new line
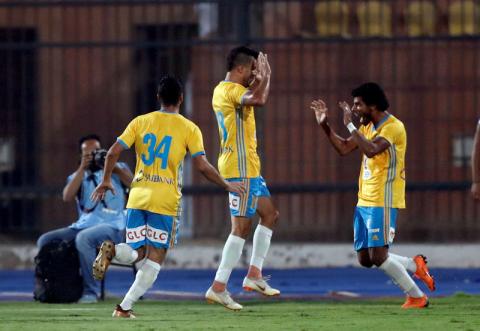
top-left (117, 110), bottom-right (205, 216)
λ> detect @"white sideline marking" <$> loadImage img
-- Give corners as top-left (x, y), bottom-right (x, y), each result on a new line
top-left (148, 290), bottom-right (201, 297)
top-left (0, 292), bottom-right (32, 297)
top-left (0, 308), bottom-right (99, 311)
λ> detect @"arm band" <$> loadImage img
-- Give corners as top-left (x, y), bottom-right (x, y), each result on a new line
top-left (347, 122), bottom-right (357, 133)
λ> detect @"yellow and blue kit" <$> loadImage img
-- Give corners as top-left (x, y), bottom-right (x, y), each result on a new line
top-left (353, 114), bottom-right (406, 250)
top-left (212, 81), bottom-right (270, 218)
top-left (117, 110), bottom-right (205, 248)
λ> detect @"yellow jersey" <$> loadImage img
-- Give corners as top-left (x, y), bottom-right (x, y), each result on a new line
top-left (357, 114), bottom-right (406, 208)
top-left (117, 110), bottom-right (205, 216)
top-left (212, 81), bottom-right (261, 179)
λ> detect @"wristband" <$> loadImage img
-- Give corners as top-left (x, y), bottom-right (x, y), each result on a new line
top-left (347, 122), bottom-right (357, 133)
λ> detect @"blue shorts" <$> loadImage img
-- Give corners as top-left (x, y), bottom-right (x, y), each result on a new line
top-left (125, 209), bottom-right (179, 249)
top-left (228, 176), bottom-right (271, 218)
top-left (353, 206), bottom-right (397, 251)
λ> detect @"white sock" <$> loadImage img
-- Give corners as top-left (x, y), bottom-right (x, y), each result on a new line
top-left (120, 259), bottom-right (160, 310)
top-left (112, 243), bottom-right (138, 264)
top-left (214, 235), bottom-right (245, 284)
top-left (134, 257), bottom-right (147, 270)
top-left (250, 224), bottom-right (273, 271)
top-left (389, 253), bottom-right (417, 273)
top-left (379, 256), bottom-right (423, 298)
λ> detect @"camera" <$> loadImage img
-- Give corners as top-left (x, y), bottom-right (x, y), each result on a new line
top-left (89, 148), bottom-right (107, 172)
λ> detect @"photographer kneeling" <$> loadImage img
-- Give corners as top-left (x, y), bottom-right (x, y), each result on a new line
top-left (37, 134), bottom-right (133, 303)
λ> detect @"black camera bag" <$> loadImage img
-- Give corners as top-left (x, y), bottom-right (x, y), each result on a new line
top-left (33, 239), bottom-right (83, 303)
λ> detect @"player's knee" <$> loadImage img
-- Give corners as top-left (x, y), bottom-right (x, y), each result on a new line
top-left (136, 247), bottom-right (146, 261)
top-left (273, 210), bottom-right (280, 223)
top-left (262, 210), bottom-right (279, 228)
top-left (232, 227), bottom-right (251, 239)
top-left (371, 256), bottom-right (387, 267)
top-left (357, 256), bottom-right (374, 268)
top-left (231, 218), bottom-right (252, 238)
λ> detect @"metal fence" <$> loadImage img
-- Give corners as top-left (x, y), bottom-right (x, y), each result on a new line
top-left (1, 0), bottom-right (480, 242)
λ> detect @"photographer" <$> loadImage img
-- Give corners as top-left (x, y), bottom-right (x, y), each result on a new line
top-left (36, 134), bottom-right (133, 303)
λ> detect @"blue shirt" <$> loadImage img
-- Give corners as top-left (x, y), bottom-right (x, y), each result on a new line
top-left (68, 162), bottom-right (130, 230)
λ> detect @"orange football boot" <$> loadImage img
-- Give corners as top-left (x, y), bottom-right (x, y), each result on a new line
top-left (112, 304), bottom-right (136, 319)
top-left (401, 295), bottom-right (429, 309)
top-left (413, 255), bottom-right (436, 291)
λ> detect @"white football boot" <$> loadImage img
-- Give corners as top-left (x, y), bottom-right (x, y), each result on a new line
top-left (242, 276), bottom-right (280, 296)
top-left (205, 287), bottom-right (243, 311)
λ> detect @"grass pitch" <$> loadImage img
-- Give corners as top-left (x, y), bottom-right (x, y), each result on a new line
top-left (0, 294), bottom-right (479, 331)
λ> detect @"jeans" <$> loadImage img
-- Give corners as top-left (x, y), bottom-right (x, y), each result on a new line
top-left (37, 224), bottom-right (124, 297)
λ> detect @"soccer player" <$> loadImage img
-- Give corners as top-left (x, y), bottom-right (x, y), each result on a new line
top-left (311, 82), bottom-right (435, 309)
top-left (471, 120), bottom-right (480, 200)
top-left (91, 75), bottom-right (245, 318)
top-left (205, 46), bottom-right (280, 311)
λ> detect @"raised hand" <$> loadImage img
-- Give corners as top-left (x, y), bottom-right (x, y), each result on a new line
top-left (80, 151), bottom-right (93, 170)
top-left (338, 101), bottom-right (353, 126)
top-left (310, 99), bottom-right (328, 125)
top-left (264, 53), bottom-right (271, 77)
top-left (253, 52), bottom-right (266, 82)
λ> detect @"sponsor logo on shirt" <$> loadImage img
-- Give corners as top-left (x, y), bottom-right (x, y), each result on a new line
top-left (135, 170), bottom-right (175, 185)
top-left (220, 146), bottom-right (234, 154)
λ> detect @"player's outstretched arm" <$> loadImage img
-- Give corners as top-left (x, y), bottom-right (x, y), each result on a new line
top-left (242, 52), bottom-right (270, 107)
top-left (91, 141), bottom-right (124, 202)
top-left (339, 101), bottom-right (390, 158)
top-left (311, 99), bottom-right (357, 156)
top-left (113, 162), bottom-right (133, 188)
top-left (192, 155), bottom-right (246, 195)
top-left (471, 121), bottom-right (480, 200)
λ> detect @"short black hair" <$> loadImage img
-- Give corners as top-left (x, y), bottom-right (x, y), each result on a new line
top-left (157, 75), bottom-right (183, 107)
top-left (226, 46), bottom-right (259, 71)
top-left (78, 134), bottom-right (101, 152)
top-left (352, 82), bottom-right (390, 111)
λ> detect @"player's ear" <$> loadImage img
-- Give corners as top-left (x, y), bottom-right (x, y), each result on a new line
top-left (178, 93), bottom-right (184, 106)
top-left (236, 65), bottom-right (244, 75)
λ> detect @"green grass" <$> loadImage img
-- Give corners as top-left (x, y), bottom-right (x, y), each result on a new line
top-left (1, 294), bottom-right (480, 331)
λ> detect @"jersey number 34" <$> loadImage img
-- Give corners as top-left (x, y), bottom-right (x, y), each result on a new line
top-left (141, 133), bottom-right (172, 169)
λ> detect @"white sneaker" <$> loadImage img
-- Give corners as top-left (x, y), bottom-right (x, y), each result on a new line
top-left (242, 276), bottom-right (280, 296)
top-left (205, 287), bottom-right (243, 311)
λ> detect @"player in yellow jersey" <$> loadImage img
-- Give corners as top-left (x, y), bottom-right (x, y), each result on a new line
top-left (311, 82), bottom-right (435, 309)
top-left (90, 76), bottom-right (245, 318)
top-left (205, 46), bottom-right (280, 311)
